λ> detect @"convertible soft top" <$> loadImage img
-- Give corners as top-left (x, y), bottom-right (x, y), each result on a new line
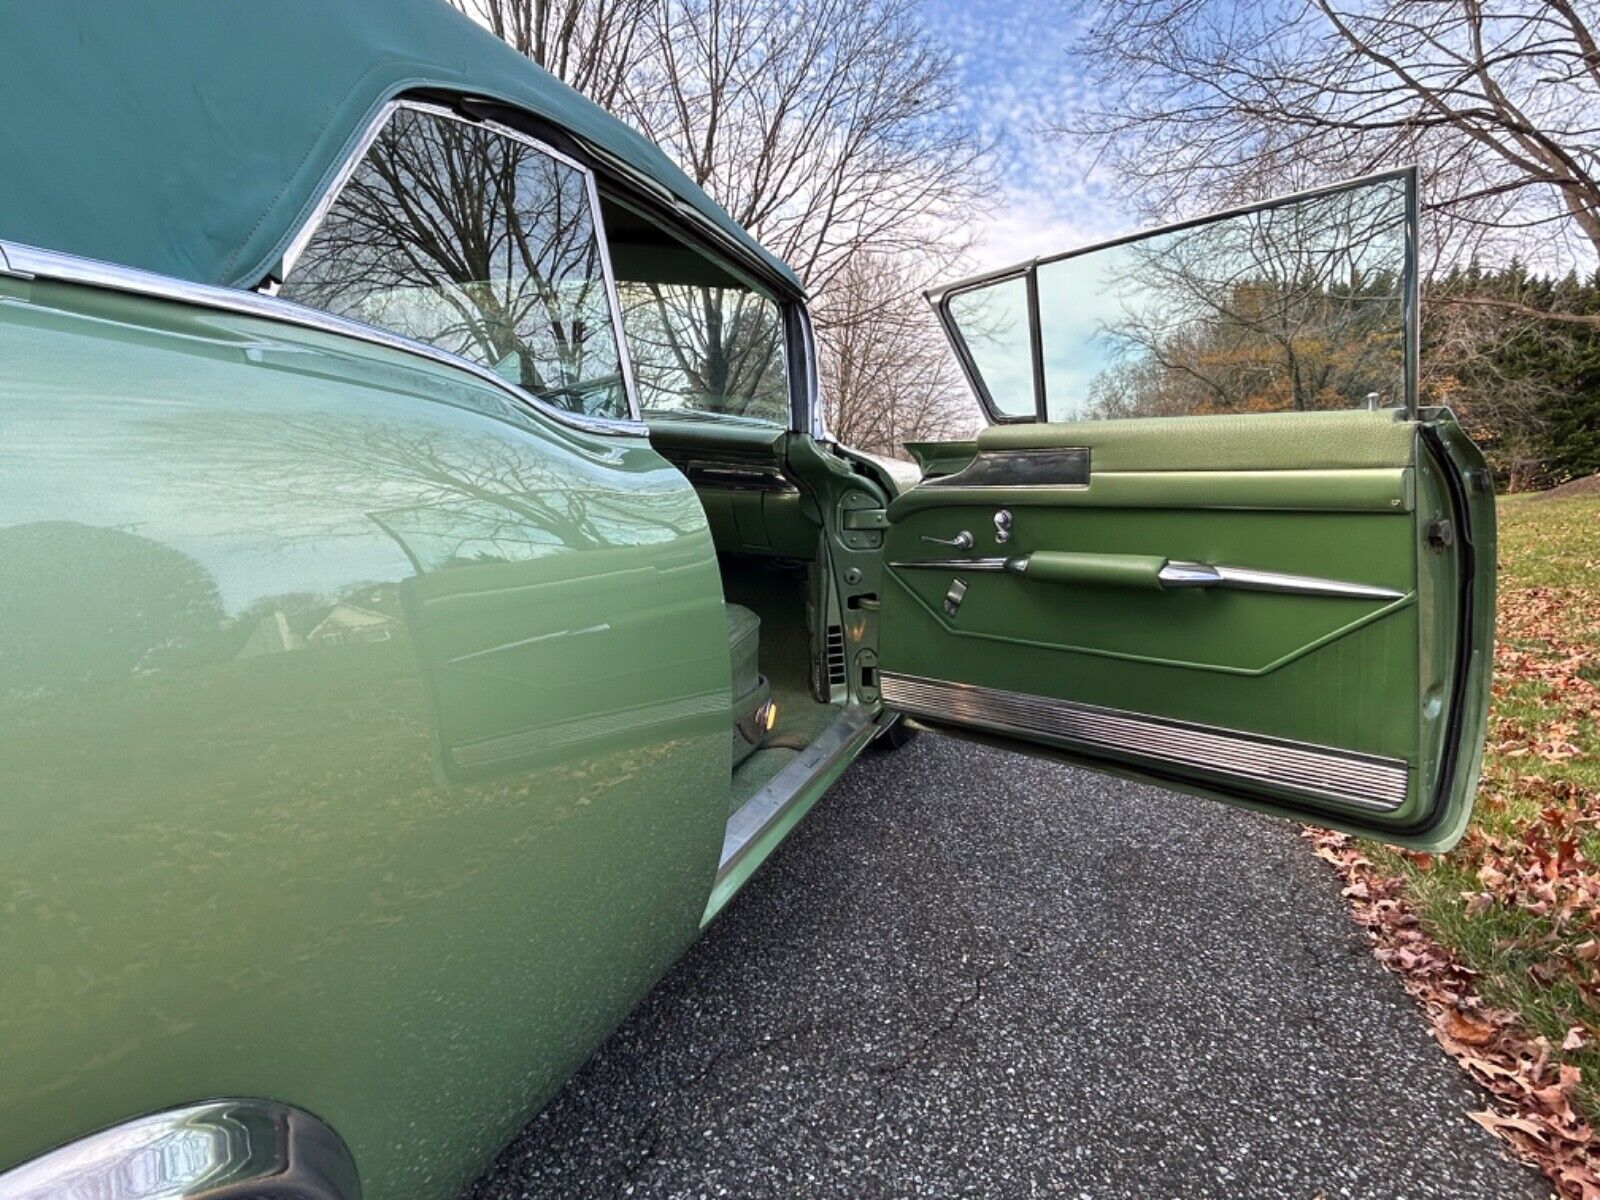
top-left (0, 0), bottom-right (800, 292)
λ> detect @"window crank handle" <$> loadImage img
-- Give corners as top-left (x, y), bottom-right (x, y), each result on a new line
top-left (921, 530), bottom-right (974, 550)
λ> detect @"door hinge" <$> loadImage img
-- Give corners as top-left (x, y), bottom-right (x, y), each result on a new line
top-left (1426, 517), bottom-right (1455, 550)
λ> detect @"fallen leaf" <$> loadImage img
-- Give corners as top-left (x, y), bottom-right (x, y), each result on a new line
top-left (1443, 1008), bottom-right (1497, 1047)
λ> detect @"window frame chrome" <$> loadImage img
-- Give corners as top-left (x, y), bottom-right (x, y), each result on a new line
top-left (274, 97), bottom-right (644, 428)
top-left (927, 166), bottom-right (1421, 426)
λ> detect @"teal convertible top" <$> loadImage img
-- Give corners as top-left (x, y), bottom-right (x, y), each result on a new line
top-left (0, 0), bottom-right (800, 293)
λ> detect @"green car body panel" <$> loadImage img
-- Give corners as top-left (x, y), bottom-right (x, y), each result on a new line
top-left (0, 276), bottom-right (729, 1197)
top-left (0, 3), bottom-right (1500, 1196)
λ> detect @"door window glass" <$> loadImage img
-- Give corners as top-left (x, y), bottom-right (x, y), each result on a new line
top-left (1038, 176), bottom-right (1408, 420)
top-left (944, 275), bottom-right (1036, 419)
top-left (937, 173), bottom-right (1413, 423)
top-left (616, 282), bottom-right (789, 423)
top-left (280, 105), bottom-right (631, 421)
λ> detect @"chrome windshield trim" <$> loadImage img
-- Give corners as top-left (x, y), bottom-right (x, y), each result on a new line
top-left (0, 239), bottom-right (650, 439)
top-left (799, 302), bottom-right (828, 441)
top-left (274, 100), bottom-right (397, 285)
top-left (272, 97), bottom-right (644, 424)
top-left (0, 1099), bottom-right (360, 1200)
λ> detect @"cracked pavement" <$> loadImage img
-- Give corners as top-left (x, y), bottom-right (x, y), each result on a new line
top-left (463, 733), bottom-right (1547, 1199)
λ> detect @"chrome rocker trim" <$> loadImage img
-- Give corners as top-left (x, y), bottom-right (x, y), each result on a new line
top-left (0, 1099), bottom-right (361, 1200)
top-left (718, 706), bottom-right (877, 875)
top-left (879, 673), bottom-right (1409, 812)
top-left (0, 239), bottom-right (650, 440)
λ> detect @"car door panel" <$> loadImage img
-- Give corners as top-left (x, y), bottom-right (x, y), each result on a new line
top-left (0, 275), bottom-right (730, 1196)
top-left (880, 410), bottom-right (1490, 850)
top-left (885, 170), bottom-right (1492, 851)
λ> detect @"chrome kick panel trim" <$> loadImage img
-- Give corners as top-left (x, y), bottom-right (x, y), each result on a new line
top-left (924, 447), bottom-right (1091, 489)
top-left (0, 1099), bottom-right (361, 1200)
top-left (880, 673), bottom-right (1409, 812)
top-left (1158, 560), bottom-right (1405, 600)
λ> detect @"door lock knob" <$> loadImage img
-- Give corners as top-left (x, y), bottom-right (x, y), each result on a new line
top-left (994, 509), bottom-right (1012, 544)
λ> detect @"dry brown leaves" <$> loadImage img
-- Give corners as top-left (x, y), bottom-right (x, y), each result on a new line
top-left (1302, 581), bottom-right (1600, 1192)
top-left (1461, 582), bottom-right (1600, 962)
top-left (1307, 827), bottom-right (1600, 1197)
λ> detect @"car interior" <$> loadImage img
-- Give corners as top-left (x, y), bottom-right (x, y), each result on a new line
top-left (600, 192), bottom-right (891, 822)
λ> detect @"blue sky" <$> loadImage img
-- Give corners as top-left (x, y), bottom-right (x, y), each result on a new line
top-left (917, 0), bottom-right (1125, 272)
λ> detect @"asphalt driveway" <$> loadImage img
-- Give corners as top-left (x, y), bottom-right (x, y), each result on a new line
top-left (465, 733), bottom-right (1546, 1200)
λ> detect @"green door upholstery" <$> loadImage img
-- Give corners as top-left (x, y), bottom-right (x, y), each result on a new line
top-left (879, 410), bottom-right (1493, 851)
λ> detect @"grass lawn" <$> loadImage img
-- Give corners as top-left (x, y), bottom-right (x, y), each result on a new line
top-left (1368, 493), bottom-right (1600, 1120)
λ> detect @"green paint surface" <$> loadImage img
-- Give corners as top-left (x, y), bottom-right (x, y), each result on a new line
top-left (0, 278), bottom-right (731, 1198)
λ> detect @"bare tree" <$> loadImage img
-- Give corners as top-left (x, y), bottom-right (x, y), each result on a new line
top-left (1058, 0), bottom-right (1600, 273)
top-left (453, 0), bottom-right (650, 108)
top-left (819, 253), bottom-right (976, 455)
top-left (618, 0), bottom-right (985, 298)
top-left (456, 0), bottom-right (987, 447)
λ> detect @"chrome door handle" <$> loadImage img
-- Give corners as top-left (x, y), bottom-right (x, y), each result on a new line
top-left (921, 531), bottom-right (974, 550)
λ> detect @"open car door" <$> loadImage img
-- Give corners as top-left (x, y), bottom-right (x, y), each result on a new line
top-left (879, 169), bottom-right (1495, 851)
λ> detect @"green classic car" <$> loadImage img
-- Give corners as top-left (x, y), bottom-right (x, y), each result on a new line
top-left (0, 2), bottom-right (1494, 1197)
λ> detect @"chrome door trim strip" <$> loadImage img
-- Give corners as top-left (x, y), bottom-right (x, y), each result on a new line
top-left (922, 447), bottom-right (1091, 489)
top-left (888, 555), bottom-right (1404, 599)
top-left (0, 242), bottom-right (24, 280)
top-left (879, 673), bottom-right (1409, 812)
top-left (275, 100), bottom-right (397, 284)
top-left (0, 1099), bottom-right (360, 1200)
top-left (0, 239), bottom-right (650, 439)
top-left (889, 557), bottom-right (1012, 571)
top-left (1157, 561), bottom-right (1406, 600)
